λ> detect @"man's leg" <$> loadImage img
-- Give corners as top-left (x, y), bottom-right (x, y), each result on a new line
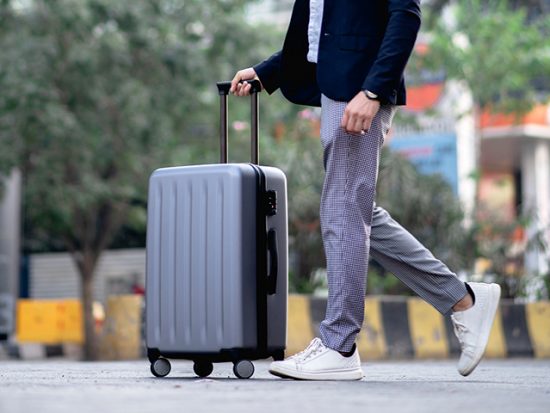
top-left (369, 205), bottom-right (468, 315)
top-left (269, 96), bottom-right (392, 380)
top-left (318, 96), bottom-right (396, 352)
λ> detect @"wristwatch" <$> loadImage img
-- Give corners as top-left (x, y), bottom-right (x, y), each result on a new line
top-left (363, 90), bottom-right (379, 101)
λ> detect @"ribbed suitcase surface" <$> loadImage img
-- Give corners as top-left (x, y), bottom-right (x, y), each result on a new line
top-left (146, 164), bottom-right (287, 354)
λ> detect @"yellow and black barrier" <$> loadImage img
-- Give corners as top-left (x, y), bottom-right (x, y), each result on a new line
top-left (16, 299), bottom-right (83, 344)
top-left (15, 295), bottom-right (144, 360)
top-left (98, 295), bottom-right (143, 360)
top-left (289, 295), bottom-right (550, 359)
top-left (13, 294), bottom-right (550, 360)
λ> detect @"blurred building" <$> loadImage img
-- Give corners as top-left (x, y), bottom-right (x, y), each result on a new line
top-left (0, 169), bottom-right (21, 341)
top-left (389, 41), bottom-right (550, 281)
top-left (479, 103), bottom-right (550, 278)
top-left (27, 249), bottom-right (145, 304)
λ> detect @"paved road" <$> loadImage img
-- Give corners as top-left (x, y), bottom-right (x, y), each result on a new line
top-left (0, 359), bottom-right (549, 413)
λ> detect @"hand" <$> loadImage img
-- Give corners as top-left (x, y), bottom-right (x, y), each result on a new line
top-left (341, 91), bottom-right (381, 135)
top-left (230, 68), bottom-right (263, 96)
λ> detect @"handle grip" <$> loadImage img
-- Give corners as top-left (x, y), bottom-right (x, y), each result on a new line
top-left (216, 79), bottom-right (262, 95)
top-left (216, 80), bottom-right (261, 164)
top-left (266, 228), bottom-right (278, 295)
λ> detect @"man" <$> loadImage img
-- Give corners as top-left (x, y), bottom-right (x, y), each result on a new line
top-left (230, 0), bottom-right (501, 380)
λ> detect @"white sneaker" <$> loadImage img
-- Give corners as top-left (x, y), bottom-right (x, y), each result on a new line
top-left (451, 282), bottom-right (501, 376)
top-left (269, 338), bottom-right (363, 381)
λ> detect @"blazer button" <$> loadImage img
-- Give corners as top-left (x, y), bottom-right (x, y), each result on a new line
top-left (323, 32), bottom-right (331, 36)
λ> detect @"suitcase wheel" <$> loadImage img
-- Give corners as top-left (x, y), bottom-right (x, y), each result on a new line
top-left (193, 361), bottom-right (214, 378)
top-left (233, 360), bottom-right (254, 379)
top-left (150, 358), bottom-right (171, 378)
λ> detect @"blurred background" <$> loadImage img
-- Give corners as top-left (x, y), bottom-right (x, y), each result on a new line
top-left (0, 0), bottom-right (549, 361)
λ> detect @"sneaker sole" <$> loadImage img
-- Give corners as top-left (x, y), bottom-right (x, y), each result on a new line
top-left (459, 283), bottom-right (501, 376)
top-left (269, 365), bottom-right (363, 381)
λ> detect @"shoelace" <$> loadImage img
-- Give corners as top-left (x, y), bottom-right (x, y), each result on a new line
top-left (290, 338), bottom-right (325, 362)
top-left (452, 318), bottom-right (469, 349)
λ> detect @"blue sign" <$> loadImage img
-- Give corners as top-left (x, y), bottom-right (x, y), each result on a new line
top-left (389, 132), bottom-right (458, 194)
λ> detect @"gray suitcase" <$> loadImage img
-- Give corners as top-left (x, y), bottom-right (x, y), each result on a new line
top-left (146, 80), bottom-right (288, 379)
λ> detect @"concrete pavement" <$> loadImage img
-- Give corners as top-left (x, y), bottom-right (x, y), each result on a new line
top-left (0, 359), bottom-right (549, 413)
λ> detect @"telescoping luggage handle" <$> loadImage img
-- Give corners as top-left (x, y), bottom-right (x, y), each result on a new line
top-left (216, 80), bottom-right (262, 164)
top-left (217, 80), bottom-right (279, 298)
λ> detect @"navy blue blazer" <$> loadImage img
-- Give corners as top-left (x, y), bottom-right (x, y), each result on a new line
top-left (253, 0), bottom-right (421, 107)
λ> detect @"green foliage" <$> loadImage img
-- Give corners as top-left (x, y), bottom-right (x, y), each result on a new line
top-left (543, 272), bottom-right (550, 299)
top-left (0, 0), bottom-right (283, 358)
top-left (473, 204), bottom-right (549, 298)
top-left (426, 0), bottom-right (550, 113)
top-left (0, 0), bottom-right (279, 253)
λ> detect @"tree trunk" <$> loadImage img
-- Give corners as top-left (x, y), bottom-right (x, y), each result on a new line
top-left (78, 254), bottom-right (98, 361)
top-left (67, 205), bottom-right (127, 361)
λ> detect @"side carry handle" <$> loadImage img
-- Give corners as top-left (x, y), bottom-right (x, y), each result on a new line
top-left (266, 228), bottom-right (278, 295)
top-left (216, 79), bottom-right (262, 165)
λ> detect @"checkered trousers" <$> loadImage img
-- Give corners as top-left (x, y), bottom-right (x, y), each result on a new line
top-left (318, 95), bottom-right (468, 352)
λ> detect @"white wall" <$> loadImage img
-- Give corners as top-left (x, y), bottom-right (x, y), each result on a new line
top-left (521, 139), bottom-right (550, 279)
top-left (450, 81), bottom-right (477, 227)
top-left (0, 169), bottom-right (21, 337)
top-left (30, 249), bottom-right (146, 304)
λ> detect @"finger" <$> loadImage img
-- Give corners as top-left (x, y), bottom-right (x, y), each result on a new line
top-left (243, 83), bottom-right (251, 96)
top-left (362, 116), bottom-right (374, 132)
top-left (346, 113), bottom-right (358, 133)
top-left (341, 110), bottom-right (349, 129)
top-left (230, 72), bottom-right (242, 93)
top-left (237, 83), bottom-right (246, 96)
top-left (344, 112), bottom-right (352, 132)
top-left (234, 74), bottom-right (247, 95)
top-left (354, 118), bottom-right (364, 134)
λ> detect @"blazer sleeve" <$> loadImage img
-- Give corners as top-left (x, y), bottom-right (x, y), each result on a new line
top-left (362, 0), bottom-right (421, 103)
top-left (253, 50), bottom-right (283, 95)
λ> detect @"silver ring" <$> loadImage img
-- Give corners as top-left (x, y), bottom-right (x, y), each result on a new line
top-left (360, 129), bottom-right (366, 135)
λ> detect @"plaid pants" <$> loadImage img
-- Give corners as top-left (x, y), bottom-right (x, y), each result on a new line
top-left (318, 95), bottom-right (468, 352)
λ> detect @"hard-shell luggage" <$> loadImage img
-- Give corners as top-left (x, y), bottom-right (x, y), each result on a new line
top-left (145, 80), bottom-right (288, 379)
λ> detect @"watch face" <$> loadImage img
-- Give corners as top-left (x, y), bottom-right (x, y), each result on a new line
top-left (366, 90), bottom-right (378, 99)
